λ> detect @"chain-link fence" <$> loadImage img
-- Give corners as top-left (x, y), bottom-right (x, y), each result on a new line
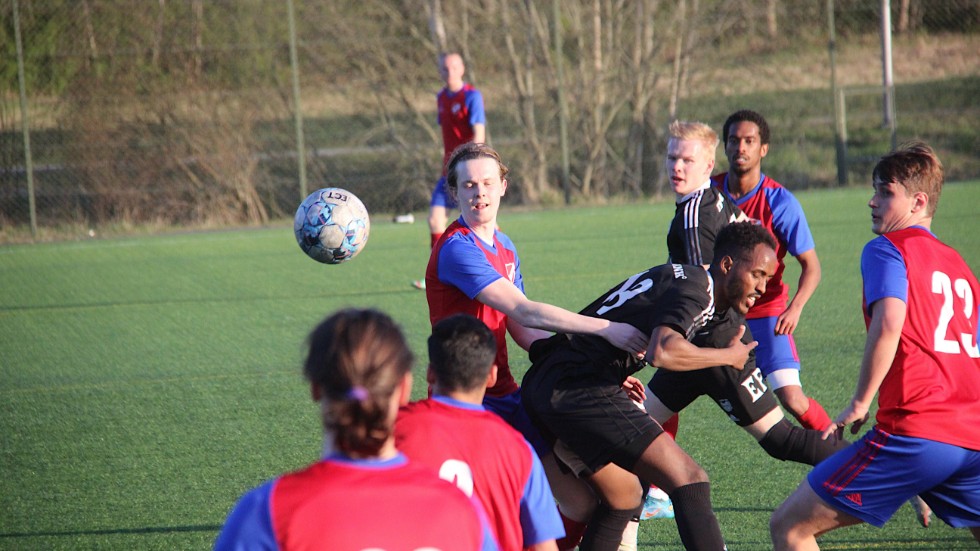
top-left (1, 0), bottom-right (977, 240)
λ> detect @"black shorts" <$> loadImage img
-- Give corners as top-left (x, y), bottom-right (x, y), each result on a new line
top-left (648, 364), bottom-right (778, 427)
top-left (521, 347), bottom-right (662, 477)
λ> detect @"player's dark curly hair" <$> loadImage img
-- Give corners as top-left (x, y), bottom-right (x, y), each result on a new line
top-left (723, 110), bottom-right (770, 146)
top-left (714, 221), bottom-right (776, 263)
top-left (445, 142), bottom-right (509, 191)
top-left (304, 308), bottom-right (414, 457)
top-left (427, 314), bottom-right (496, 392)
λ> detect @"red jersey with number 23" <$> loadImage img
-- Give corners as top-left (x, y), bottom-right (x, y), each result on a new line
top-left (863, 227), bottom-right (980, 451)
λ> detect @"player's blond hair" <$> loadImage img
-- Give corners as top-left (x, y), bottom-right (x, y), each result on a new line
top-left (668, 120), bottom-right (719, 153)
top-left (873, 141), bottom-right (944, 217)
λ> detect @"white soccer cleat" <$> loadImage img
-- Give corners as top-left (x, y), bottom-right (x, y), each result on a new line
top-left (909, 495), bottom-right (932, 528)
top-left (640, 487), bottom-right (675, 520)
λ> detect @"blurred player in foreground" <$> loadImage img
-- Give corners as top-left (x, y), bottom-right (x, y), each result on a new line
top-left (770, 143), bottom-right (980, 549)
top-left (712, 110), bottom-right (832, 431)
top-left (423, 141), bottom-right (649, 549)
top-left (414, 52), bottom-right (486, 290)
top-left (521, 221), bottom-right (778, 550)
top-left (214, 308), bottom-right (498, 551)
top-left (396, 313), bottom-right (564, 550)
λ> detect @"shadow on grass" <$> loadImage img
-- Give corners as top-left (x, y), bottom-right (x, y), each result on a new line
top-left (0, 524), bottom-right (220, 539)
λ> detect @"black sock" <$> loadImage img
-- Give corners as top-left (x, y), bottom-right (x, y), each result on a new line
top-left (759, 418), bottom-right (851, 465)
top-left (580, 502), bottom-right (642, 551)
top-left (671, 482), bottom-right (726, 550)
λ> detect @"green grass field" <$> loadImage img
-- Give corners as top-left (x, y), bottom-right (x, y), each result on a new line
top-left (1, 182), bottom-right (978, 550)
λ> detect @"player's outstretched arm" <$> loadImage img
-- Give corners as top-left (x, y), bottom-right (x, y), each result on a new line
top-left (477, 278), bottom-right (648, 355)
top-left (506, 317), bottom-right (552, 351)
top-left (822, 297), bottom-right (904, 440)
top-left (647, 324), bottom-right (757, 372)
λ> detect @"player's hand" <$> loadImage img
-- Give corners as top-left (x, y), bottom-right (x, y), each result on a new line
top-left (726, 325), bottom-right (758, 371)
top-left (621, 376), bottom-right (646, 403)
top-left (822, 403), bottom-right (870, 440)
top-left (600, 322), bottom-right (649, 356)
top-left (775, 306), bottom-right (802, 335)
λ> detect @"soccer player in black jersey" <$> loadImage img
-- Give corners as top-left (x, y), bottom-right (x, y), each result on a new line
top-left (522, 222), bottom-right (846, 551)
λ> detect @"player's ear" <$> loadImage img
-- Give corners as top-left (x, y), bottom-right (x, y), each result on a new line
top-left (911, 191), bottom-right (929, 214)
top-left (485, 364), bottom-right (498, 389)
top-left (719, 254), bottom-right (735, 275)
top-left (500, 178), bottom-right (508, 196)
top-left (760, 143), bottom-right (769, 158)
top-left (397, 372), bottom-right (413, 406)
top-left (426, 364), bottom-right (437, 386)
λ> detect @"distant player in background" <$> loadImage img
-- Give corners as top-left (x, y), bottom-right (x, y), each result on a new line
top-left (423, 141), bottom-right (649, 550)
top-left (414, 52), bottom-right (486, 290)
top-left (214, 309), bottom-right (498, 551)
top-left (770, 143), bottom-right (980, 549)
top-left (396, 314), bottom-right (563, 551)
top-left (712, 110), bottom-right (832, 432)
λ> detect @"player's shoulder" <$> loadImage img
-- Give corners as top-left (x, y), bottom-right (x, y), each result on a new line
top-left (493, 228), bottom-right (518, 251)
top-left (760, 175), bottom-right (798, 200)
top-left (761, 173), bottom-right (787, 189)
top-left (656, 263), bottom-right (711, 295)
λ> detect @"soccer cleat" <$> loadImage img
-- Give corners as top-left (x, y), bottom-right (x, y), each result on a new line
top-left (412, 279), bottom-right (426, 290)
top-left (640, 487), bottom-right (674, 520)
top-left (909, 495), bottom-right (932, 528)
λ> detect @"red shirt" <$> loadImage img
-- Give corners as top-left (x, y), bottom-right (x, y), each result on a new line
top-left (863, 227), bottom-right (980, 450)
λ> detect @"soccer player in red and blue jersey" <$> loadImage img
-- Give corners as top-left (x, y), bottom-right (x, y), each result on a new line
top-left (429, 52), bottom-right (486, 247)
top-left (712, 110), bottom-right (833, 432)
top-left (770, 143), bottom-right (980, 548)
top-left (423, 142), bottom-right (648, 549)
top-left (214, 309), bottom-right (498, 551)
top-left (414, 53), bottom-right (487, 290)
top-left (396, 314), bottom-right (564, 551)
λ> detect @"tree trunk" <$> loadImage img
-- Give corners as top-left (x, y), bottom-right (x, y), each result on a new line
top-left (767, 0), bottom-right (778, 38)
top-left (425, 0), bottom-right (448, 54)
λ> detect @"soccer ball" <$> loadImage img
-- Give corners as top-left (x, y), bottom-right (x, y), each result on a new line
top-left (294, 188), bottom-right (370, 264)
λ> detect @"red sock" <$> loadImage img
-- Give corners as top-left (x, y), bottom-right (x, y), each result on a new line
top-left (430, 232), bottom-right (442, 248)
top-left (661, 414), bottom-right (679, 440)
top-left (556, 510), bottom-right (587, 551)
top-left (648, 415), bottom-right (680, 496)
top-left (798, 397), bottom-right (833, 431)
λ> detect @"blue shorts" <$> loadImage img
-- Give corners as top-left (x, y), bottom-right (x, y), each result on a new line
top-left (483, 389), bottom-right (550, 458)
top-left (746, 316), bottom-right (800, 380)
top-left (808, 426), bottom-right (980, 528)
top-left (429, 176), bottom-right (457, 209)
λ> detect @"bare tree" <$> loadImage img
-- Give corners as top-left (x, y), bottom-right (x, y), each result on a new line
top-left (767, 0), bottom-right (778, 38)
top-left (425, 0), bottom-right (448, 54)
top-left (498, 0), bottom-right (549, 202)
top-left (623, 0), bottom-right (664, 196)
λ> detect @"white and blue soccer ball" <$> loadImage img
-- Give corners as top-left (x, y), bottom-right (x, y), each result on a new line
top-left (294, 188), bottom-right (370, 264)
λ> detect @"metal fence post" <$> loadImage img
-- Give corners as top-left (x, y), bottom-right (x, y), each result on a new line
top-left (13, 0), bottom-right (38, 238)
top-left (287, 0), bottom-right (308, 201)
